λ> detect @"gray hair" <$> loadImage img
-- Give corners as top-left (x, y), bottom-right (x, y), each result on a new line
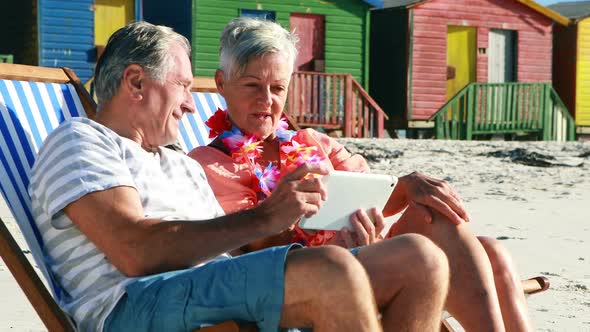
top-left (94, 21), bottom-right (191, 103)
top-left (219, 17), bottom-right (299, 80)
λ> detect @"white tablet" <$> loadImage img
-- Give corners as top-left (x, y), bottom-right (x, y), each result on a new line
top-left (299, 170), bottom-right (398, 231)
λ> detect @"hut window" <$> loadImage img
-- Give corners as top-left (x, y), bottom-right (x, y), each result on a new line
top-left (240, 9), bottom-right (276, 21)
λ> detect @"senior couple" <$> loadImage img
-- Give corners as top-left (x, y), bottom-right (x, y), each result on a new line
top-left (29, 18), bottom-right (532, 332)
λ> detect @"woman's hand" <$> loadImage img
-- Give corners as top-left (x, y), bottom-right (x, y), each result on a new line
top-left (258, 163), bottom-right (329, 234)
top-left (399, 171), bottom-right (470, 225)
top-left (329, 207), bottom-right (385, 248)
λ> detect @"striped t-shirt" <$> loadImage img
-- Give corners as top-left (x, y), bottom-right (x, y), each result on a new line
top-left (29, 118), bottom-right (225, 332)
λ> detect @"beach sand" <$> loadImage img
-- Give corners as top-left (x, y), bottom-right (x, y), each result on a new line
top-left (1, 138), bottom-right (589, 331)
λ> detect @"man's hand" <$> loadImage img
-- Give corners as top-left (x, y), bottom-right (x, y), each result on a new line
top-left (329, 207), bottom-right (385, 248)
top-left (257, 163), bottom-right (329, 234)
top-left (399, 171), bottom-right (470, 225)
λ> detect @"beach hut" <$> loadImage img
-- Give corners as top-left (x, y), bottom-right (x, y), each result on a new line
top-left (369, 0), bottom-right (570, 133)
top-left (143, 0), bottom-right (383, 87)
top-left (0, 0), bottom-right (141, 83)
top-left (550, 1), bottom-right (590, 135)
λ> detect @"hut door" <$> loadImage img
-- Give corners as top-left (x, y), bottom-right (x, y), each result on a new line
top-left (446, 26), bottom-right (476, 100)
top-left (290, 14), bottom-right (325, 72)
top-left (94, 0), bottom-right (134, 58)
top-left (488, 29), bottom-right (516, 83)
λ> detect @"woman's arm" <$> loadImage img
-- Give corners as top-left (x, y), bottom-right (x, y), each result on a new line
top-left (384, 172), bottom-right (470, 224)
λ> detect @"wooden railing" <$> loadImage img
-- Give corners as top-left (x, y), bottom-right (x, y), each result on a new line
top-left (431, 82), bottom-right (576, 141)
top-left (287, 71), bottom-right (388, 138)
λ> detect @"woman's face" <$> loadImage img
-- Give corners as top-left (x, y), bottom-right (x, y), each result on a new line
top-left (217, 52), bottom-right (292, 140)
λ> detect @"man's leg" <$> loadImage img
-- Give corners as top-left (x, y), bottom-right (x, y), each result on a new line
top-left (105, 245), bottom-right (380, 332)
top-left (357, 234), bottom-right (450, 331)
top-left (389, 204), bottom-right (506, 331)
top-left (279, 245), bottom-right (382, 332)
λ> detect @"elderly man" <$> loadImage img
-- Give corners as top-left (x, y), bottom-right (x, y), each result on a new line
top-left (29, 21), bottom-right (449, 332)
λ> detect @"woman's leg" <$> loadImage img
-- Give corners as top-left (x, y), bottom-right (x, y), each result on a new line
top-left (478, 237), bottom-right (533, 332)
top-left (388, 203), bottom-right (505, 332)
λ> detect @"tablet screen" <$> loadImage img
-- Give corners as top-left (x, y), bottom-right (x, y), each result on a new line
top-left (299, 170), bottom-right (397, 231)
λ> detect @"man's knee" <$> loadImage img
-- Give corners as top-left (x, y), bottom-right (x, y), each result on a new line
top-left (400, 234), bottom-right (449, 282)
top-left (288, 246), bottom-right (370, 292)
top-left (304, 246), bottom-right (366, 279)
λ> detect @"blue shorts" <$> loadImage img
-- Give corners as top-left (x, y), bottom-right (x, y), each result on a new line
top-left (104, 245), bottom-right (361, 332)
top-left (104, 244), bottom-right (300, 332)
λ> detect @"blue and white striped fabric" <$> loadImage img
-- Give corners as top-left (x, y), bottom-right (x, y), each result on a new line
top-left (0, 79), bottom-right (87, 301)
top-left (177, 92), bottom-right (227, 153)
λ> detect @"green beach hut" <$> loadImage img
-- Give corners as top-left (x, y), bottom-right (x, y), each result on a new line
top-left (143, 0), bottom-right (383, 87)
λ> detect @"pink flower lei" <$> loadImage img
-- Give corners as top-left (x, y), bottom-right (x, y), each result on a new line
top-left (205, 108), bottom-right (336, 246)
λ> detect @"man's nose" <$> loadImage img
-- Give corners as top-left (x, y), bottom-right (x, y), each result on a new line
top-left (182, 90), bottom-right (196, 114)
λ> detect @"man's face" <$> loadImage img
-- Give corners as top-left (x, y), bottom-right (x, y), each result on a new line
top-left (139, 43), bottom-right (195, 148)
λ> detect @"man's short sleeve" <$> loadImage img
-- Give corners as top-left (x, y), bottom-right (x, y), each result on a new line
top-left (29, 120), bottom-right (136, 224)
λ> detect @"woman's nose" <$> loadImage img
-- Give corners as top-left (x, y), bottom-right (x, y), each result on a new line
top-left (258, 86), bottom-right (272, 108)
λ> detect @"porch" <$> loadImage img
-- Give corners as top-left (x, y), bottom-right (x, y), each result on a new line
top-left (286, 71), bottom-right (388, 138)
top-left (430, 82), bottom-right (576, 141)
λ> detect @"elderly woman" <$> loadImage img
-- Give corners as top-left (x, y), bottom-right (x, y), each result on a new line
top-left (190, 17), bottom-right (531, 331)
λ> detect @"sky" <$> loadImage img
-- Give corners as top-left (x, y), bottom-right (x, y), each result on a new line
top-left (536, 0), bottom-right (588, 6)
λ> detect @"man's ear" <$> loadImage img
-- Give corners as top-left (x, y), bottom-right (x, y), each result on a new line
top-left (122, 64), bottom-right (144, 101)
top-left (214, 69), bottom-right (225, 96)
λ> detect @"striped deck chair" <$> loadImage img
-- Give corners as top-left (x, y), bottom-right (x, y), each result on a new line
top-left (178, 90), bottom-right (228, 153)
top-left (0, 63), bottom-right (95, 331)
top-left (0, 64), bottom-right (247, 332)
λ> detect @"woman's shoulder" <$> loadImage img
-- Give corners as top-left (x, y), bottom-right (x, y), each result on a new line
top-left (187, 145), bottom-right (229, 163)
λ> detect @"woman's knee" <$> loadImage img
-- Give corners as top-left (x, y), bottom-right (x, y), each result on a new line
top-left (478, 236), bottom-right (519, 282)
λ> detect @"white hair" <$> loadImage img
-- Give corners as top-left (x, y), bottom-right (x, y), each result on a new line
top-left (219, 17), bottom-right (299, 79)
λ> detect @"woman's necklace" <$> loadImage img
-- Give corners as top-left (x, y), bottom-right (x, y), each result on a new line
top-left (205, 109), bottom-right (336, 246)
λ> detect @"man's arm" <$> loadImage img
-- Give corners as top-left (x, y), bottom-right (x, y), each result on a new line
top-left (64, 163), bottom-right (328, 277)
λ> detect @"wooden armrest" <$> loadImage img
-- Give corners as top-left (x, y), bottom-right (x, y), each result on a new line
top-left (522, 276), bottom-right (550, 295)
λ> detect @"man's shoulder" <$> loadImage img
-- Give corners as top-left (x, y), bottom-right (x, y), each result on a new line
top-left (32, 118), bottom-right (123, 175)
top-left (49, 117), bottom-right (112, 140)
top-left (38, 117), bottom-right (109, 152)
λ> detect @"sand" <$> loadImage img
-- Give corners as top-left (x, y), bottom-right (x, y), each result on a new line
top-left (1, 138), bottom-right (589, 331)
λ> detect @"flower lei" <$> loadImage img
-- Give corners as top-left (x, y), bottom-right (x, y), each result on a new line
top-left (205, 108), bottom-right (336, 246)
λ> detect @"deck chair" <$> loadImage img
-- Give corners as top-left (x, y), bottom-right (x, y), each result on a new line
top-left (178, 88), bottom-right (227, 152)
top-left (0, 63), bottom-right (246, 332)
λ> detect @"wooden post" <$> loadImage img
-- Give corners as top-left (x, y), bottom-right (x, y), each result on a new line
top-left (543, 83), bottom-right (552, 140)
top-left (377, 111), bottom-right (384, 138)
top-left (466, 85), bottom-right (474, 140)
top-left (344, 75), bottom-right (353, 137)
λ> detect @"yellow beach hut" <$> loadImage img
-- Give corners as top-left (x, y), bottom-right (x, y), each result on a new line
top-left (551, 1), bottom-right (590, 134)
